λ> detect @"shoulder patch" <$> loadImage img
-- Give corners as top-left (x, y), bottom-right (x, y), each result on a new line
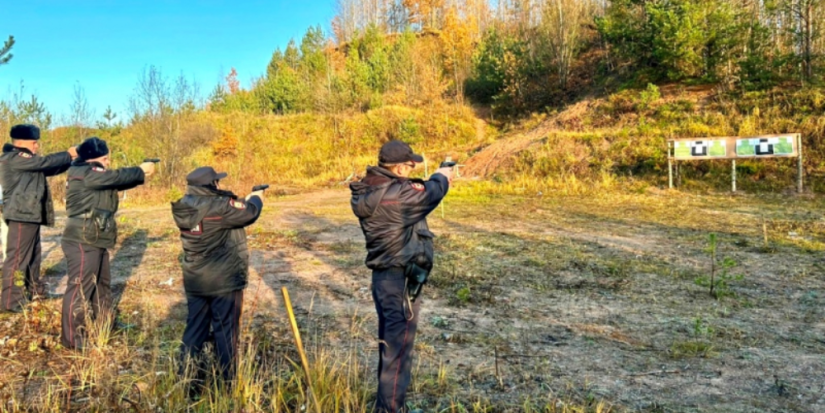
top-left (230, 199), bottom-right (246, 210)
top-left (92, 167), bottom-right (105, 172)
top-left (410, 182), bottom-right (425, 192)
top-left (18, 152), bottom-right (31, 158)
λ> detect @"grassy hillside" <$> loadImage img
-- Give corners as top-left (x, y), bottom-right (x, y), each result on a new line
top-left (29, 84), bottom-right (825, 207)
top-left (36, 102), bottom-right (491, 205)
top-left (462, 85), bottom-right (825, 195)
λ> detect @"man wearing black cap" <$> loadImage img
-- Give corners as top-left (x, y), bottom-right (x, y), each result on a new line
top-left (0, 124), bottom-right (78, 312)
top-left (171, 167), bottom-right (263, 386)
top-left (60, 137), bottom-right (155, 348)
top-left (350, 140), bottom-right (454, 413)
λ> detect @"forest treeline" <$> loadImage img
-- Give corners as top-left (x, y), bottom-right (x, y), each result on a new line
top-left (212, 0), bottom-right (825, 116)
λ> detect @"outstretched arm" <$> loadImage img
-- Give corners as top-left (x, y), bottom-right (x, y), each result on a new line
top-left (219, 196), bottom-right (263, 228)
top-left (84, 167), bottom-right (145, 191)
top-left (12, 151), bottom-right (72, 176)
top-left (399, 173), bottom-right (450, 226)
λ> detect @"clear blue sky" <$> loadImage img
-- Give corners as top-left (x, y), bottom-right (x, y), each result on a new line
top-left (0, 0), bottom-right (334, 125)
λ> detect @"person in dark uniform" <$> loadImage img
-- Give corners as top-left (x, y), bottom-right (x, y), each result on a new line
top-left (171, 167), bottom-right (263, 385)
top-left (60, 137), bottom-right (155, 349)
top-left (350, 140), bottom-right (454, 413)
top-left (0, 124), bottom-right (78, 313)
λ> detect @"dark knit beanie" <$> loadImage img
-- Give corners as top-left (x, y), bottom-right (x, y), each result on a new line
top-left (78, 137), bottom-right (109, 160)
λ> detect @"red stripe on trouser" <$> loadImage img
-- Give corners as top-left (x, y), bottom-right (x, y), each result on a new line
top-left (390, 318), bottom-right (411, 413)
top-left (68, 245), bottom-right (85, 347)
top-left (234, 291), bottom-right (243, 353)
top-left (4, 222), bottom-right (22, 309)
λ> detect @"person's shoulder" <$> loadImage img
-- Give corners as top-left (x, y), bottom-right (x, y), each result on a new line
top-left (213, 196), bottom-right (247, 211)
top-left (402, 178), bottom-right (427, 193)
top-left (8, 150), bottom-right (35, 161)
top-left (66, 164), bottom-right (84, 174)
top-left (73, 164), bottom-right (99, 175)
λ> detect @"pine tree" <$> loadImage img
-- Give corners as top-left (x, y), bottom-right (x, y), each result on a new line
top-left (0, 35), bottom-right (14, 65)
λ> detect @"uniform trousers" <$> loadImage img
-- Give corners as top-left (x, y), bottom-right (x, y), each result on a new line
top-left (1, 221), bottom-right (43, 311)
top-left (372, 267), bottom-right (421, 413)
top-left (60, 240), bottom-right (113, 349)
top-left (179, 290), bottom-right (244, 382)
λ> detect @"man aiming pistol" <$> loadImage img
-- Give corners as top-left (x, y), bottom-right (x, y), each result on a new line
top-left (171, 167), bottom-right (265, 392)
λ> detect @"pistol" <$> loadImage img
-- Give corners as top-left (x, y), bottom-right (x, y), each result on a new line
top-left (252, 184), bottom-right (270, 192)
top-left (439, 161), bottom-right (457, 168)
top-left (143, 158), bottom-right (161, 163)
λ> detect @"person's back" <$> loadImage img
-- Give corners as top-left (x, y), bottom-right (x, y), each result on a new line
top-left (63, 160), bottom-right (145, 249)
top-left (350, 165), bottom-right (444, 271)
top-left (171, 184), bottom-right (260, 296)
top-left (0, 138), bottom-right (73, 226)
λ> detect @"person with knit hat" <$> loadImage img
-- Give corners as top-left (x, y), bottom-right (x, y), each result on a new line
top-left (60, 137), bottom-right (155, 349)
top-left (0, 124), bottom-right (78, 312)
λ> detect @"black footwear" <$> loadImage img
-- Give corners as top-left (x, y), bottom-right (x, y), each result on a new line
top-left (187, 379), bottom-right (205, 401)
top-left (3, 305), bottom-right (24, 314)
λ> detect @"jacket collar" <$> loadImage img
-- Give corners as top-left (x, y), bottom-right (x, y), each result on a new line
top-left (369, 166), bottom-right (400, 179)
top-left (72, 160), bottom-right (106, 170)
top-left (362, 166), bottom-right (407, 186)
top-left (186, 185), bottom-right (238, 199)
top-left (3, 144), bottom-right (33, 155)
top-left (362, 166), bottom-right (427, 185)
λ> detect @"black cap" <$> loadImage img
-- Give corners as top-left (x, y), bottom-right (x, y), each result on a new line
top-left (378, 140), bottom-right (424, 164)
top-left (10, 124), bottom-right (40, 141)
top-left (186, 166), bottom-right (228, 186)
top-left (78, 137), bottom-right (109, 160)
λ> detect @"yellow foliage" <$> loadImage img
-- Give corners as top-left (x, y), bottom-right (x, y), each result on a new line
top-left (440, 7), bottom-right (477, 97)
top-left (212, 123), bottom-right (238, 157)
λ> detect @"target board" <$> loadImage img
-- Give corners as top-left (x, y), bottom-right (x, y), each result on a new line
top-left (673, 139), bottom-right (727, 159)
top-left (736, 136), bottom-right (795, 157)
top-left (670, 134), bottom-right (799, 160)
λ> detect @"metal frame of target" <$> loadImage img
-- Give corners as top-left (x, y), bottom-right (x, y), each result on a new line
top-left (667, 133), bottom-right (803, 192)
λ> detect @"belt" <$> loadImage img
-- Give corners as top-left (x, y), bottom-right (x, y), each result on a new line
top-left (372, 267), bottom-right (406, 278)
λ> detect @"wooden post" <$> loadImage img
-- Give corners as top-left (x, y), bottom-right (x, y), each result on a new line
top-left (676, 162), bottom-right (681, 187)
top-left (282, 287), bottom-right (322, 413)
top-left (797, 134), bottom-right (804, 193)
top-left (732, 159), bottom-right (737, 193)
top-left (440, 156), bottom-right (451, 219)
top-left (668, 141), bottom-right (673, 189)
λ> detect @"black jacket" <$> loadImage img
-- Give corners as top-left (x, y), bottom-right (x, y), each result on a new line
top-left (350, 166), bottom-right (449, 270)
top-left (171, 186), bottom-right (263, 296)
top-left (0, 144), bottom-right (72, 225)
top-left (62, 161), bottom-right (145, 249)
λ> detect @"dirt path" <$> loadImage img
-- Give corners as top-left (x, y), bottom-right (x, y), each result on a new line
top-left (5, 188), bottom-right (825, 412)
